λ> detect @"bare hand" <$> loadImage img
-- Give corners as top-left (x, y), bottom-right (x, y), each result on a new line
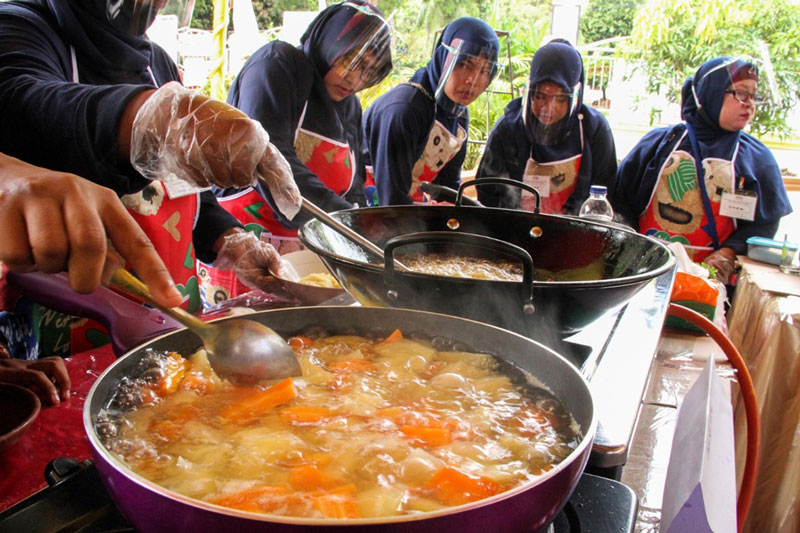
top-left (0, 356), bottom-right (71, 405)
top-left (0, 153), bottom-right (182, 308)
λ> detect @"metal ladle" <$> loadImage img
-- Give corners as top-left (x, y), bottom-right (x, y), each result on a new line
top-left (110, 268), bottom-right (301, 382)
top-left (301, 199), bottom-right (409, 271)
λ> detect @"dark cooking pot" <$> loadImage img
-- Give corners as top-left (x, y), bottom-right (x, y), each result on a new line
top-left (298, 202), bottom-right (674, 343)
top-left (84, 306), bottom-right (596, 533)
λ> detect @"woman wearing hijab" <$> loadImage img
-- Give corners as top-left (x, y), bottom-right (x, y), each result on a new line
top-left (221, 0), bottom-right (392, 252)
top-left (0, 0), bottom-right (295, 357)
top-left (363, 17), bottom-right (500, 206)
top-left (475, 40), bottom-right (617, 214)
top-left (611, 56), bottom-right (792, 284)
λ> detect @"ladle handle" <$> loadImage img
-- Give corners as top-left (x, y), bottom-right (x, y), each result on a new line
top-left (301, 198), bottom-right (409, 271)
top-left (110, 269), bottom-right (210, 333)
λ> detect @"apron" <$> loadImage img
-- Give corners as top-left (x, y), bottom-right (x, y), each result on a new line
top-left (520, 116), bottom-right (584, 214)
top-left (204, 102), bottom-right (355, 302)
top-left (1, 52), bottom-right (203, 358)
top-left (638, 129), bottom-right (738, 262)
top-left (409, 120), bottom-right (466, 204)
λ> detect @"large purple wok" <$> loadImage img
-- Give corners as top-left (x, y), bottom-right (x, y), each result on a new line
top-left (298, 203), bottom-right (674, 343)
top-left (84, 306), bottom-right (596, 533)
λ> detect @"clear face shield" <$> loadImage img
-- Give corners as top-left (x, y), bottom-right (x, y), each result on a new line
top-left (328, 4), bottom-right (393, 91)
top-left (106, 0), bottom-right (195, 36)
top-left (435, 39), bottom-right (500, 117)
top-left (694, 52), bottom-right (783, 105)
top-left (522, 79), bottom-right (581, 145)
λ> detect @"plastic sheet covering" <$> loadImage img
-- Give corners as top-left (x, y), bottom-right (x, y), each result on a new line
top-left (621, 332), bottom-right (735, 532)
top-left (728, 260), bottom-right (800, 533)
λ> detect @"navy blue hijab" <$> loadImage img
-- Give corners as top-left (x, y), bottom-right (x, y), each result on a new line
top-left (47, 0), bottom-right (157, 84)
top-left (411, 17), bottom-right (499, 120)
top-left (680, 56), bottom-right (754, 158)
top-left (525, 41), bottom-right (584, 157)
top-left (300, 0), bottom-right (391, 86)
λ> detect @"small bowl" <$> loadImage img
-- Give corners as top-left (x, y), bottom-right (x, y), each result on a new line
top-left (0, 382), bottom-right (41, 452)
top-left (271, 250), bottom-right (346, 305)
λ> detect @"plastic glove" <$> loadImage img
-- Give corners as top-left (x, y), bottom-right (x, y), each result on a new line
top-left (704, 247), bottom-right (738, 285)
top-left (214, 231), bottom-right (300, 291)
top-left (130, 82), bottom-right (301, 219)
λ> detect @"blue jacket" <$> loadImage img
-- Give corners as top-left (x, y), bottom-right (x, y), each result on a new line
top-left (475, 98), bottom-right (617, 214)
top-left (0, 0), bottom-right (238, 262)
top-left (225, 40), bottom-right (366, 227)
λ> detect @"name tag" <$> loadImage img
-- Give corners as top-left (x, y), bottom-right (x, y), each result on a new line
top-left (162, 174), bottom-right (211, 199)
top-left (525, 175), bottom-right (551, 197)
top-left (720, 190), bottom-right (757, 221)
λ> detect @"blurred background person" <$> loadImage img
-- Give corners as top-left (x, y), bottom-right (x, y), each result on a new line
top-left (0, 0), bottom-right (299, 358)
top-left (475, 40), bottom-right (617, 214)
top-left (363, 16), bottom-right (500, 206)
top-left (611, 56), bottom-right (792, 285)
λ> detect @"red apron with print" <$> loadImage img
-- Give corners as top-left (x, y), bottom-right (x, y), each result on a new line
top-left (409, 120), bottom-right (466, 204)
top-left (69, 181), bottom-right (201, 354)
top-left (521, 154), bottom-right (581, 214)
top-left (205, 127), bottom-right (355, 302)
top-left (638, 148), bottom-right (735, 263)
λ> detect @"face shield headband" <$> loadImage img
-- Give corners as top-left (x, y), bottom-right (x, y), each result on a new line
top-left (326, 2), bottom-right (394, 90)
top-left (522, 80), bottom-right (581, 145)
top-left (107, 0), bottom-right (194, 36)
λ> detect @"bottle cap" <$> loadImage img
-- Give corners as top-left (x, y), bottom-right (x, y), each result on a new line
top-left (589, 185), bottom-right (608, 195)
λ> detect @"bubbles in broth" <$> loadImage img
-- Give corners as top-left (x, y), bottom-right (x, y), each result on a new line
top-left (97, 330), bottom-right (581, 519)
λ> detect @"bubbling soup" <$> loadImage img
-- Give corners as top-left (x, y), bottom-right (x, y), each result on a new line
top-left (97, 330), bottom-right (580, 520)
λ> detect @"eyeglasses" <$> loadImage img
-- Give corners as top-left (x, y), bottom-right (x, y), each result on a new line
top-left (725, 89), bottom-right (765, 105)
top-left (532, 91), bottom-right (572, 104)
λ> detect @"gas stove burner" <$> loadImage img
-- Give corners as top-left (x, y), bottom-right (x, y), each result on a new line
top-left (0, 459), bottom-right (637, 533)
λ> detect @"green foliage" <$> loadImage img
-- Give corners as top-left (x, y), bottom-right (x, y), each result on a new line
top-left (579, 0), bottom-right (642, 44)
top-left (624, 0), bottom-right (800, 138)
top-left (191, 0), bottom-right (318, 30)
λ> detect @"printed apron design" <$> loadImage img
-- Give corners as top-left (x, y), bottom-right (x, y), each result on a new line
top-left (639, 148), bottom-right (736, 262)
top-left (207, 112), bottom-right (355, 302)
top-left (409, 120), bottom-right (466, 204)
top-left (521, 153), bottom-right (581, 214)
top-left (28, 181), bottom-right (200, 357)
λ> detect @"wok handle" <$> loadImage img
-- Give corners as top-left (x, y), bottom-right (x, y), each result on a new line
top-left (5, 271), bottom-right (181, 356)
top-left (418, 182), bottom-right (482, 206)
top-left (459, 177), bottom-right (542, 213)
top-left (382, 231), bottom-right (535, 314)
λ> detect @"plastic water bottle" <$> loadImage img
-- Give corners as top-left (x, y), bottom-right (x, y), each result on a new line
top-left (579, 185), bottom-right (614, 222)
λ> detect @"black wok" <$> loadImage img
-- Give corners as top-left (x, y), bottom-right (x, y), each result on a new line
top-left (85, 306), bottom-right (596, 533)
top-left (298, 202), bottom-right (674, 343)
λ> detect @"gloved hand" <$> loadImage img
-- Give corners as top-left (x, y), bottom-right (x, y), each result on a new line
top-left (704, 246), bottom-right (738, 285)
top-left (214, 231), bottom-right (300, 291)
top-left (130, 82), bottom-right (302, 220)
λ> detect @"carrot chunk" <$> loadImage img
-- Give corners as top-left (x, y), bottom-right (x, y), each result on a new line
top-left (289, 336), bottom-right (313, 349)
top-left (209, 485), bottom-right (287, 512)
top-left (376, 329), bottom-right (403, 346)
top-left (328, 360), bottom-right (374, 373)
top-left (220, 377), bottom-right (296, 422)
top-left (423, 467), bottom-right (504, 506)
top-left (280, 406), bottom-right (336, 424)
top-left (288, 465), bottom-right (339, 491)
top-left (313, 487), bottom-right (360, 518)
top-left (400, 424), bottom-right (452, 447)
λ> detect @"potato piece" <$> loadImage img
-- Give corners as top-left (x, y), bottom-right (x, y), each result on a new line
top-left (356, 487), bottom-right (408, 517)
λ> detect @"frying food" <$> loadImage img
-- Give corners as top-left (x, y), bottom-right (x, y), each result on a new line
top-left (98, 330), bottom-right (580, 519)
top-left (298, 272), bottom-right (341, 288)
top-left (398, 252), bottom-right (605, 282)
